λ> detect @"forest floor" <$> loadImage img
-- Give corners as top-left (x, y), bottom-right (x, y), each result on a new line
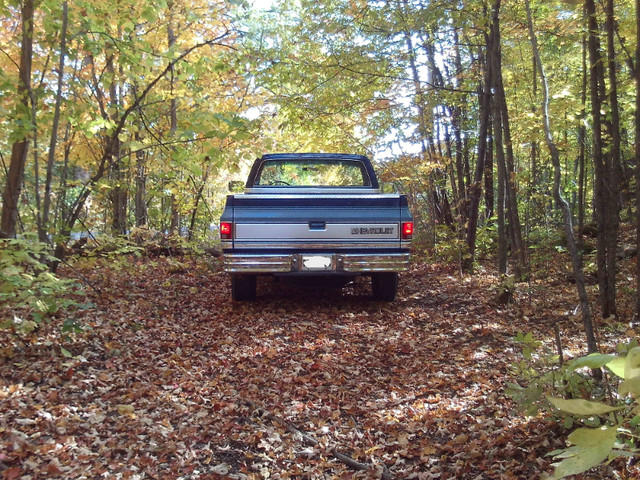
top-left (1, 251), bottom-right (638, 479)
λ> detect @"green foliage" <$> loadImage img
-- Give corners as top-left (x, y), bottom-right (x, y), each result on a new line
top-left (85, 234), bottom-right (144, 262)
top-left (0, 237), bottom-right (80, 332)
top-left (508, 334), bottom-right (640, 479)
top-left (550, 426), bottom-right (620, 479)
top-left (433, 225), bottom-right (469, 264)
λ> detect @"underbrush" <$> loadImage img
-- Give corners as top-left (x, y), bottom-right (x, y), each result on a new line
top-left (508, 333), bottom-right (640, 479)
top-left (1, 232), bottom-right (215, 340)
top-left (504, 222), bottom-right (640, 479)
top-left (0, 236), bottom-right (84, 335)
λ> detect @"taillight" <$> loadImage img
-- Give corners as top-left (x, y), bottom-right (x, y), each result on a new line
top-left (402, 221), bottom-right (414, 240)
top-left (220, 222), bottom-right (233, 240)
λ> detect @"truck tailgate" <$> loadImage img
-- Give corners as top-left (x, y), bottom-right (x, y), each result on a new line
top-left (226, 194), bottom-right (411, 250)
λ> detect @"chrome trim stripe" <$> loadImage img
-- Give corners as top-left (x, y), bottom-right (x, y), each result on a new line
top-left (231, 241), bottom-right (401, 249)
top-left (223, 253), bottom-right (410, 273)
top-left (235, 223), bottom-right (399, 240)
top-left (234, 193), bottom-right (395, 199)
top-left (223, 255), bottom-right (293, 273)
top-left (340, 254), bottom-right (410, 272)
top-left (244, 188), bottom-right (382, 195)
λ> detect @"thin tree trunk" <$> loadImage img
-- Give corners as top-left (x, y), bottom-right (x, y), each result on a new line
top-left (401, 0), bottom-right (430, 162)
top-left (578, 35), bottom-right (587, 239)
top-left (107, 53), bottom-right (127, 235)
top-left (484, 119), bottom-right (494, 219)
top-left (635, 0), bottom-right (640, 321)
top-left (134, 131), bottom-right (148, 228)
top-left (168, 11), bottom-right (180, 237)
top-left (604, 0), bottom-right (621, 318)
top-left (188, 160), bottom-right (213, 241)
top-left (452, 29), bottom-right (467, 223)
top-left (586, 0), bottom-right (616, 319)
top-left (1, 0), bottom-right (35, 238)
top-left (495, 101), bottom-right (508, 274)
top-left (525, 0), bottom-right (598, 353)
top-left (530, 54), bottom-right (539, 230)
top-left (41, 1), bottom-right (68, 242)
top-left (464, 40), bottom-right (493, 273)
top-left (489, 4), bottom-right (526, 278)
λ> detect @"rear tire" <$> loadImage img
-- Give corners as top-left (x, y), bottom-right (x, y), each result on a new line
top-left (231, 274), bottom-right (257, 301)
top-left (371, 272), bottom-right (398, 301)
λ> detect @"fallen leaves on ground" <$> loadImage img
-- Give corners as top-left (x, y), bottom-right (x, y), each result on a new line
top-left (0, 257), bottom-right (634, 479)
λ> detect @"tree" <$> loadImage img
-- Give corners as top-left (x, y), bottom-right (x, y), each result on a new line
top-left (40, 1), bottom-right (69, 243)
top-left (636, 0), bottom-right (640, 321)
top-left (525, 0), bottom-right (598, 353)
top-left (1, 0), bottom-right (35, 238)
top-left (585, 0), bottom-right (619, 319)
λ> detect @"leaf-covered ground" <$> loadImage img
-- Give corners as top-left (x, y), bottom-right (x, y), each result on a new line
top-left (1, 256), bottom-right (637, 479)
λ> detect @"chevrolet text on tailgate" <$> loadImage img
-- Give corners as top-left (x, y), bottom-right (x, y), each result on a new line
top-left (219, 153), bottom-right (413, 301)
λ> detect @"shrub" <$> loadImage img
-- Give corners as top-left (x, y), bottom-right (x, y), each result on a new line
top-left (1, 236), bottom-right (81, 334)
top-left (508, 333), bottom-right (640, 479)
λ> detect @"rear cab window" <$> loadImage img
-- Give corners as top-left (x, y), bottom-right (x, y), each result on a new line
top-left (254, 159), bottom-right (371, 188)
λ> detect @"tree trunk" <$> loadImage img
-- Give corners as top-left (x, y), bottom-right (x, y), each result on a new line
top-left (1, 0), bottom-right (35, 238)
top-left (635, 0), bottom-right (640, 321)
top-left (134, 132), bottom-right (148, 228)
top-left (188, 158), bottom-right (213, 241)
top-left (495, 101), bottom-right (508, 274)
top-left (484, 119), bottom-right (494, 220)
top-left (586, 0), bottom-right (617, 319)
top-left (109, 137), bottom-right (127, 235)
top-left (41, 1), bottom-right (68, 243)
top-left (105, 38), bottom-right (128, 236)
top-left (489, 4), bottom-right (526, 278)
top-left (464, 39), bottom-right (493, 273)
top-left (577, 35), bottom-right (588, 239)
top-left (168, 11), bottom-right (180, 237)
top-left (604, 0), bottom-right (621, 318)
top-left (452, 29), bottom-right (468, 224)
top-left (525, 0), bottom-right (598, 353)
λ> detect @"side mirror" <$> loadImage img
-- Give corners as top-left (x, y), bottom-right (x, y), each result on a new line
top-left (228, 181), bottom-right (244, 193)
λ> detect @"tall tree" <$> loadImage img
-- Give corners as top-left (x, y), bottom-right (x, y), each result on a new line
top-left (40, 1), bottom-right (68, 243)
top-left (1, 0), bottom-right (35, 238)
top-left (603, 0), bottom-right (621, 318)
top-left (525, 0), bottom-right (598, 353)
top-left (488, 0), bottom-right (525, 278)
top-left (586, 0), bottom-right (619, 319)
top-left (636, 0), bottom-right (640, 321)
top-left (465, 42), bottom-right (493, 272)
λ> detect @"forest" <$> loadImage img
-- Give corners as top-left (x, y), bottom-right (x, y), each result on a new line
top-left (2, 0), bottom-right (640, 478)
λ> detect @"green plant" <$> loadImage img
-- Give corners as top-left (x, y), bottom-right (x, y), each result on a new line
top-left (1, 237), bottom-right (80, 332)
top-left (475, 221), bottom-right (497, 260)
top-left (507, 333), bottom-right (640, 479)
top-left (87, 234), bottom-right (144, 261)
top-left (434, 224), bottom-right (469, 264)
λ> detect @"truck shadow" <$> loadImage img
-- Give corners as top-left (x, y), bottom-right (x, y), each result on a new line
top-left (255, 275), bottom-right (375, 304)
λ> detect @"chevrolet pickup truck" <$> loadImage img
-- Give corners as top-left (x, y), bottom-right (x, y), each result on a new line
top-left (219, 153), bottom-right (413, 301)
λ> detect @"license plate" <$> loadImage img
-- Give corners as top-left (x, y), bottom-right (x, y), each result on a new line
top-left (302, 255), bottom-right (333, 271)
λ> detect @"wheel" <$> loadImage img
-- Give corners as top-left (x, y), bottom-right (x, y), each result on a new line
top-left (231, 274), bottom-right (257, 301)
top-left (371, 272), bottom-right (398, 301)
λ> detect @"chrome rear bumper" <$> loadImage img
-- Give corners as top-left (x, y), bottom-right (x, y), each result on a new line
top-left (223, 252), bottom-right (410, 274)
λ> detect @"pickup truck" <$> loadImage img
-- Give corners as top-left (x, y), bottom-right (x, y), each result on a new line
top-left (219, 153), bottom-right (413, 301)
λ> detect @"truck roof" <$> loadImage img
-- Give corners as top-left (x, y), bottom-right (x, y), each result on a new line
top-left (260, 153), bottom-right (370, 161)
